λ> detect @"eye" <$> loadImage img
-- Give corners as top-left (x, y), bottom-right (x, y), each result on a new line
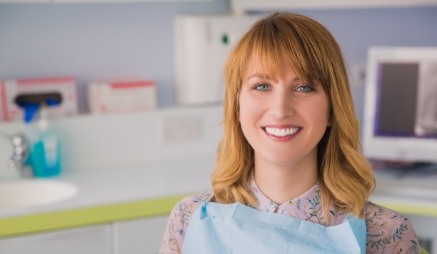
top-left (254, 83), bottom-right (270, 91)
top-left (295, 84), bottom-right (315, 93)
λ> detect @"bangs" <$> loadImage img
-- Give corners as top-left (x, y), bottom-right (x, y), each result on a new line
top-left (241, 19), bottom-right (317, 84)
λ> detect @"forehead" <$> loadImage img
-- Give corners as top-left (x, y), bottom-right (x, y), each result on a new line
top-left (243, 51), bottom-right (303, 82)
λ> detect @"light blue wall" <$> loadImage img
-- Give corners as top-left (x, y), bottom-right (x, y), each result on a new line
top-left (292, 7), bottom-right (437, 124)
top-left (0, 1), bottom-right (230, 112)
top-left (295, 7), bottom-right (437, 63)
top-left (0, 4), bottom-right (436, 117)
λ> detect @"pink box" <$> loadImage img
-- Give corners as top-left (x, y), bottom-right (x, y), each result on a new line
top-left (88, 80), bottom-right (157, 114)
top-left (0, 77), bottom-right (78, 122)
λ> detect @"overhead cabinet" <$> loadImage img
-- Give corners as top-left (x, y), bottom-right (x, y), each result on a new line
top-left (231, 0), bottom-right (437, 14)
top-left (0, 0), bottom-right (211, 3)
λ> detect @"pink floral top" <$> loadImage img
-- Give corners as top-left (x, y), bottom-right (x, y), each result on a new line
top-left (160, 178), bottom-right (419, 254)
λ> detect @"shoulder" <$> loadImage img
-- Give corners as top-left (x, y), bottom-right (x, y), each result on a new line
top-left (169, 191), bottom-right (212, 235)
top-left (160, 191), bottom-right (212, 254)
top-left (167, 191), bottom-right (212, 235)
top-left (364, 201), bottom-right (412, 232)
top-left (364, 201), bottom-right (420, 253)
top-left (171, 191), bottom-right (212, 219)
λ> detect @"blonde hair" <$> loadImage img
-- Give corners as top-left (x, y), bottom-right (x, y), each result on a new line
top-left (211, 12), bottom-right (375, 217)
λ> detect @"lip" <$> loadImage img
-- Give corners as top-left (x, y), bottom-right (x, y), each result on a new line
top-left (262, 125), bottom-right (302, 141)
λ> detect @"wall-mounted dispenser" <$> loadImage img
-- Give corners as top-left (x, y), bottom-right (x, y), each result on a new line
top-left (174, 15), bottom-right (260, 105)
top-left (0, 77), bottom-right (77, 122)
top-left (15, 92), bottom-right (62, 123)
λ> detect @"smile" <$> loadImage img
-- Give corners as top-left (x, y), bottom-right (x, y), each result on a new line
top-left (264, 127), bottom-right (300, 137)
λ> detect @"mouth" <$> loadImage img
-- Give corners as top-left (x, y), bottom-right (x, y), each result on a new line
top-left (263, 126), bottom-right (301, 138)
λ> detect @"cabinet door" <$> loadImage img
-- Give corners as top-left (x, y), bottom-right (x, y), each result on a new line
top-left (231, 0), bottom-right (437, 11)
top-left (115, 216), bottom-right (169, 254)
top-left (0, 0), bottom-right (49, 2)
top-left (0, 224), bottom-right (112, 254)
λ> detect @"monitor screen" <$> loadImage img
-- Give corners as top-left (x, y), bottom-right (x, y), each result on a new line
top-left (362, 47), bottom-right (437, 163)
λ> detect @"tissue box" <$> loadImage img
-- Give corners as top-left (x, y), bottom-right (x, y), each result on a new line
top-left (0, 77), bottom-right (78, 122)
top-left (88, 80), bottom-right (157, 114)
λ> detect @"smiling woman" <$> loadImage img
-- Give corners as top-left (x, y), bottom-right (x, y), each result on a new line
top-left (160, 12), bottom-right (421, 254)
top-left (239, 56), bottom-right (330, 196)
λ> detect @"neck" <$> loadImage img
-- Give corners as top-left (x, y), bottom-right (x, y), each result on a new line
top-left (253, 158), bottom-right (318, 204)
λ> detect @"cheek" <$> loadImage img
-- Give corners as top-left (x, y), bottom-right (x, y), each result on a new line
top-left (319, 96), bottom-right (331, 125)
top-left (238, 94), bottom-right (257, 133)
top-left (310, 100), bottom-right (331, 126)
top-left (238, 93), bottom-right (250, 121)
top-left (238, 106), bottom-right (251, 130)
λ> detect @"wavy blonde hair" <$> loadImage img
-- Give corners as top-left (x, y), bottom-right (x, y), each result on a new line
top-left (211, 12), bottom-right (375, 217)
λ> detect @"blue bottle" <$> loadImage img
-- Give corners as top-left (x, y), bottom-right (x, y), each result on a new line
top-left (27, 104), bottom-right (62, 177)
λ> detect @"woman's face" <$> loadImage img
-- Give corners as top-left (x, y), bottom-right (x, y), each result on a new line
top-left (239, 56), bottom-right (331, 170)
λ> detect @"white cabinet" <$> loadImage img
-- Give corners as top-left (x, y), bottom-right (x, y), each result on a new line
top-left (231, 0), bottom-right (437, 14)
top-left (0, 0), bottom-right (49, 2)
top-left (0, 224), bottom-right (113, 254)
top-left (0, 216), bottom-right (169, 254)
top-left (0, 0), bottom-right (209, 3)
top-left (115, 216), bottom-right (169, 254)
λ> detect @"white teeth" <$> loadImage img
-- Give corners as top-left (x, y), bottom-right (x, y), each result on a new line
top-left (265, 127), bottom-right (299, 137)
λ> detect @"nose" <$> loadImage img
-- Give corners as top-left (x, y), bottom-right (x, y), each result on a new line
top-left (269, 89), bottom-right (294, 119)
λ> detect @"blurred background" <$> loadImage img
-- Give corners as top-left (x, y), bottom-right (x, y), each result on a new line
top-left (0, 1), bottom-right (436, 254)
top-left (0, 1), bottom-right (436, 115)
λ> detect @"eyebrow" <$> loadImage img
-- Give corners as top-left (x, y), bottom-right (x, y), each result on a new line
top-left (245, 74), bottom-right (302, 82)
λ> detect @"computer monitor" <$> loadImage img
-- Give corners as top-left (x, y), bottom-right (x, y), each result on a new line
top-left (362, 47), bottom-right (437, 163)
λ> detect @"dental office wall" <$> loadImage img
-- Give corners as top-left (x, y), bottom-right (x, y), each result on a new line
top-left (294, 7), bottom-right (437, 127)
top-left (1, 3), bottom-right (437, 252)
top-left (0, 0), bottom-right (230, 113)
top-left (0, 3), bottom-right (437, 120)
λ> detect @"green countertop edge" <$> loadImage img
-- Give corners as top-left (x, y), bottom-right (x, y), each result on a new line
top-left (0, 194), bottom-right (187, 238)
top-left (376, 202), bottom-right (437, 217)
top-left (1, 196), bottom-right (436, 238)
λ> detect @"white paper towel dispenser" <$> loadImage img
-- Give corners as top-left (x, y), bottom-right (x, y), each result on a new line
top-left (174, 15), bottom-right (260, 105)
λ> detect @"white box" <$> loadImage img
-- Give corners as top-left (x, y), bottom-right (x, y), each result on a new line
top-left (174, 15), bottom-right (260, 105)
top-left (88, 80), bottom-right (157, 114)
top-left (0, 77), bottom-right (78, 122)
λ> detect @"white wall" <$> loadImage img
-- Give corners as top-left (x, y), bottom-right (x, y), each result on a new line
top-left (0, 105), bottom-right (223, 178)
top-left (0, 1), bottom-right (230, 111)
top-left (1, 4), bottom-right (437, 115)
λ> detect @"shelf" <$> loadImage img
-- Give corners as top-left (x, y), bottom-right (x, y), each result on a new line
top-left (231, 0), bottom-right (437, 14)
top-left (0, 0), bottom-right (211, 3)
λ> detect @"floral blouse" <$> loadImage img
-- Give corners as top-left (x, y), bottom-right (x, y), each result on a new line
top-left (160, 178), bottom-right (419, 254)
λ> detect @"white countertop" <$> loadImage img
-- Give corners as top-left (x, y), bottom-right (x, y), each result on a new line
top-left (3, 156), bottom-right (437, 219)
top-left (0, 154), bottom-right (215, 218)
top-left (1, 154), bottom-right (437, 236)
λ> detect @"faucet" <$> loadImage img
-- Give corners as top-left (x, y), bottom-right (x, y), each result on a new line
top-left (2, 133), bottom-right (30, 175)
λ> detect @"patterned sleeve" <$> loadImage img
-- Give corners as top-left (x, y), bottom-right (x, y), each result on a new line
top-left (390, 217), bottom-right (420, 254)
top-left (159, 192), bottom-right (210, 254)
top-left (365, 202), bottom-right (420, 254)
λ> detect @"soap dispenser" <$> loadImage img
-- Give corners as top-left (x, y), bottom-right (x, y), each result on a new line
top-left (15, 92), bottom-right (63, 178)
top-left (28, 103), bottom-right (62, 177)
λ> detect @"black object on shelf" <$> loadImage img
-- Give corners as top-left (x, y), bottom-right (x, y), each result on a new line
top-left (14, 92), bottom-right (62, 107)
top-left (14, 92), bottom-right (62, 123)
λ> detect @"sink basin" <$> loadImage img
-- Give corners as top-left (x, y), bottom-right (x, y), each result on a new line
top-left (0, 179), bottom-right (78, 209)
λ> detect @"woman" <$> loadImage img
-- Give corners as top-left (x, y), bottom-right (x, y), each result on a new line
top-left (160, 12), bottom-right (419, 254)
